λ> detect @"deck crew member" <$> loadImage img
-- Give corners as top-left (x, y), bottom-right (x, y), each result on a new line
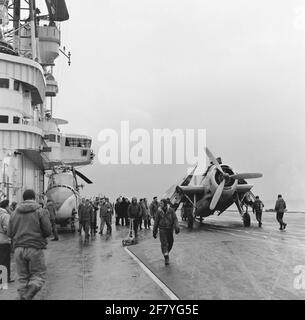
top-left (142, 198), bottom-right (151, 229)
top-left (275, 195), bottom-right (287, 231)
top-left (91, 198), bottom-right (99, 235)
top-left (153, 199), bottom-right (180, 265)
top-left (7, 190), bottom-right (52, 300)
top-left (120, 197), bottom-right (130, 226)
top-left (127, 198), bottom-right (142, 238)
top-left (46, 200), bottom-right (59, 241)
top-left (99, 198), bottom-right (113, 235)
top-left (115, 197), bottom-right (122, 226)
top-left (252, 196), bottom-right (264, 228)
top-left (78, 199), bottom-right (92, 240)
top-left (149, 197), bottom-right (159, 221)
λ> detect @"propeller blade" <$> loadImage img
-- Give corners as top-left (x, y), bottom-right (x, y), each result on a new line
top-left (205, 147), bottom-right (224, 174)
top-left (230, 173), bottom-right (263, 180)
top-left (210, 179), bottom-right (225, 211)
top-left (74, 170), bottom-right (93, 184)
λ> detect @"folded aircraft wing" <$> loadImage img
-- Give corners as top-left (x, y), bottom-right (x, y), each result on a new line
top-left (45, 0), bottom-right (69, 21)
top-left (177, 185), bottom-right (205, 195)
top-left (236, 184), bottom-right (253, 193)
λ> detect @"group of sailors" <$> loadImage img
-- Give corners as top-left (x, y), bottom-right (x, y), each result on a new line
top-left (77, 196), bottom-right (161, 240)
top-left (0, 188), bottom-right (289, 300)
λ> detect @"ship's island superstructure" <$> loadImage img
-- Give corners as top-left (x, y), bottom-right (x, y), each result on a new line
top-left (0, 0), bottom-right (94, 202)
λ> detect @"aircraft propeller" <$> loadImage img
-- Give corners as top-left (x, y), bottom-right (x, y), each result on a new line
top-left (204, 147), bottom-right (263, 210)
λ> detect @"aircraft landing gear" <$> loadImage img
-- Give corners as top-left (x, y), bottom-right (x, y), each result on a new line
top-left (71, 209), bottom-right (77, 233)
top-left (243, 212), bottom-right (251, 227)
top-left (71, 220), bottom-right (76, 233)
top-left (235, 194), bottom-right (251, 228)
top-left (187, 214), bottom-right (194, 229)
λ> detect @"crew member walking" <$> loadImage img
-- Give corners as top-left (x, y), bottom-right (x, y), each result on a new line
top-left (7, 190), bottom-right (52, 300)
top-left (275, 195), bottom-right (287, 231)
top-left (91, 198), bottom-right (99, 235)
top-left (153, 199), bottom-right (180, 265)
top-left (46, 200), bottom-right (59, 241)
top-left (99, 198), bottom-right (113, 235)
top-left (78, 199), bottom-right (92, 240)
top-left (252, 196), bottom-right (264, 228)
top-left (149, 197), bottom-right (159, 221)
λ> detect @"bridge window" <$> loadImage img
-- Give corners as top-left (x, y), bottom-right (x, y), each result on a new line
top-left (57, 135), bottom-right (61, 143)
top-left (13, 116), bottom-right (20, 124)
top-left (0, 115), bottom-right (9, 123)
top-left (0, 79), bottom-right (9, 89)
top-left (14, 81), bottom-right (20, 91)
top-left (65, 138), bottom-right (92, 148)
top-left (82, 150), bottom-right (88, 157)
top-left (49, 134), bottom-right (56, 142)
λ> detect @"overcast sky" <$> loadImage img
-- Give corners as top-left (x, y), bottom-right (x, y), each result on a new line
top-left (51, 0), bottom-right (305, 202)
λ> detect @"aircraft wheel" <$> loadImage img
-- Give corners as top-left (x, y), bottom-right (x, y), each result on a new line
top-left (187, 215), bottom-right (194, 229)
top-left (243, 213), bottom-right (251, 227)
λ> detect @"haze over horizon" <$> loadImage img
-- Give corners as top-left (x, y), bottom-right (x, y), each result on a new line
top-left (51, 0), bottom-right (305, 202)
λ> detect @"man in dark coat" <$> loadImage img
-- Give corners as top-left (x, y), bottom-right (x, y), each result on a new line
top-left (46, 200), bottom-right (59, 241)
top-left (275, 195), bottom-right (287, 230)
top-left (121, 197), bottom-right (130, 226)
top-left (252, 196), bottom-right (264, 228)
top-left (127, 198), bottom-right (142, 237)
top-left (153, 199), bottom-right (180, 265)
top-left (78, 199), bottom-right (92, 239)
top-left (91, 198), bottom-right (99, 235)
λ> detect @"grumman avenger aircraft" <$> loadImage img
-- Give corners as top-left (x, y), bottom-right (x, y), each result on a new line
top-left (165, 148), bottom-right (263, 228)
top-left (46, 166), bottom-right (93, 232)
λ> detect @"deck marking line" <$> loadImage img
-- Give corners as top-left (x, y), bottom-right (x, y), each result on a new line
top-left (124, 247), bottom-right (180, 300)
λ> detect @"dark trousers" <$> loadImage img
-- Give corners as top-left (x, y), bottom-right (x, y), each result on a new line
top-left (144, 218), bottom-right (151, 229)
top-left (51, 221), bottom-right (59, 240)
top-left (80, 220), bottom-right (90, 239)
top-left (116, 217), bottom-right (120, 225)
top-left (138, 217), bottom-right (143, 230)
top-left (255, 211), bottom-right (262, 224)
top-left (100, 216), bottom-right (112, 234)
top-left (91, 212), bottom-right (97, 234)
top-left (131, 219), bottom-right (139, 237)
top-left (276, 212), bottom-right (285, 228)
top-left (0, 243), bottom-right (11, 282)
top-left (120, 217), bottom-right (128, 226)
top-left (159, 228), bottom-right (174, 256)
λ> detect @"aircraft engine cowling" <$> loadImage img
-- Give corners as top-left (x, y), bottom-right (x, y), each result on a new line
top-left (209, 165), bottom-right (238, 205)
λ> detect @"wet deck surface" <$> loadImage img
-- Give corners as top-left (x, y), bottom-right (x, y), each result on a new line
top-left (1, 211), bottom-right (305, 300)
